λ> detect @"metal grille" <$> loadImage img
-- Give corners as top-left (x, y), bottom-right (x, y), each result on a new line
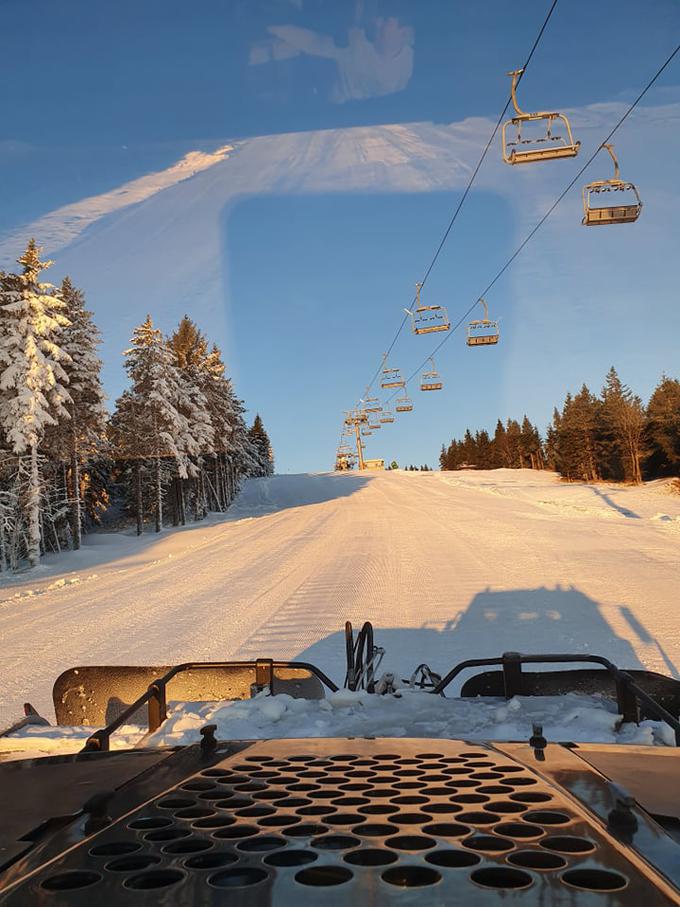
top-left (4, 739), bottom-right (677, 905)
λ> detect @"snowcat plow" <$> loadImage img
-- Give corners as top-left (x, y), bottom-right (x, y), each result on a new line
top-left (2, 622), bottom-right (680, 904)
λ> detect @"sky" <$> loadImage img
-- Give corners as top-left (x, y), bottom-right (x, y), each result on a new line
top-left (1, 0), bottom-right (679, 472)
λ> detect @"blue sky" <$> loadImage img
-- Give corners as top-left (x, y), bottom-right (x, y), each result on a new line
top-left (1, 0), bottom-right (679, 471)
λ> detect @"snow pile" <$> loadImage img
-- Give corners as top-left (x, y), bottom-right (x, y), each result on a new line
top-left (4, 689), bottom-right (675, 761)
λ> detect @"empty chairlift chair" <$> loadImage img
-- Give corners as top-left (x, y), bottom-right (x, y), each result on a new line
top-left (582, 143), bottom-right (642, 226)
top-left (381, 355), bottom-right (406, 389)
top-left (395, 392), bottom-right (414, 413)
top-left (405, 282), bottom-right (450, 335)
top-left (420, 357), bottom-right (443, 392)
top-left (467, 298), bottom-right (500, 347)
top-left (380, 408), bottom-right (395, 424)
top-left (363, 395), bottom-right (382, 413)
top-left (502, 68), bottom-right (580, 165)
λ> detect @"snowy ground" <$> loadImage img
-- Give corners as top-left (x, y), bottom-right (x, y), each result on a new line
top-left (1, 469), bottom-right (679, 753)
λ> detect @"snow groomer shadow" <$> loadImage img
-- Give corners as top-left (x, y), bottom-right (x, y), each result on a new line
top-left (298, 585), bottom-right (680, 715)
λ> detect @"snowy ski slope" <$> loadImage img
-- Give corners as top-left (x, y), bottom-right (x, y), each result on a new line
top-left (1, 469), bottom-right (679, 740)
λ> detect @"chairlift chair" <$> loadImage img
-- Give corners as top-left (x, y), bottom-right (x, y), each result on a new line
top-left (381, 356), bottom-right (406, 389)
top-left (380, 409), bottom-right (395, 424)
top-left (502, 69), bottom-right (580, 165)
top-left (368, 418), bottom-right (381, 430)
top-left (361, 428), bottom-right (373, 437)
top-left (582, 143), bottom-right (642, 226)
top-left (395, 393), bottom-right (414, 413)
top-left (467, 298), bottom-right (500, 347)
top-left (363, 395), bottom-right (382, 413)
top-left (405, 283), bottom-right (450, 335)
top-left (420, 357), bottom-right (443, 392)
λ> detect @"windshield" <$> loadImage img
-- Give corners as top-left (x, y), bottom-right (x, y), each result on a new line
top-left (1, 1), bottom-right (680, 757)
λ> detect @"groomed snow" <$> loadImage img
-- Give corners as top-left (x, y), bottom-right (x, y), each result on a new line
top-left (1, 469), bottom-right (679, 755)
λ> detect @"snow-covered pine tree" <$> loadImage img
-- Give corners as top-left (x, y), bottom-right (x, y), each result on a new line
top-left (112, 315), bottom-right (189, 532)
top-left (197, 344), bottom-right (237, 511)
top-left (169, 317), bottom-right (214, 522)
top-left (47, 277), bottom-right (107, 549)
top-left (248, 414), bottom-right (275, 477)
top-left (0, 240), bottom-right (71, 566)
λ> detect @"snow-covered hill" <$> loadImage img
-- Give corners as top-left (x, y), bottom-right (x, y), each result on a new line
top-left (1, 469), bottom-right (678, 745)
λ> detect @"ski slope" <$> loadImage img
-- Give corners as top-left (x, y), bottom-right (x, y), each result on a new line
top-left (1, 469), bottom-right (679, 740)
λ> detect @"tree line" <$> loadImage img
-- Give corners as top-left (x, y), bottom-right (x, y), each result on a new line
top-left (0, 241), bottom-right (273, 571)
top-left (441, 366), bottom-right (680, 484)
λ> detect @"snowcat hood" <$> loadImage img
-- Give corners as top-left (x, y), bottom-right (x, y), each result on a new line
top-left (2, 736), bottom-right (680, 905)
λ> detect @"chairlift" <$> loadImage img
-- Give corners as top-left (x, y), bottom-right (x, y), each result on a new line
top-left (420, 357), bottom-right (443, 392)
top-left (363, 395), bottom-right (382, 413)
top-left (381, 355), bottom-right (406, 389)
top-left (380, 409), bottom-right (395, 424)
top-left (361, 428), bottom-right (373, 437)
top-left (467, 298), bottom-right (500, 347)
top-left (582, 144), bottom-right (642, 226)
top-left (395, 393), bottom-right (413, 413)
top-left (405, 283), bottom-right (450, 335)
top-left (502, 69), bottom-right (580, 165)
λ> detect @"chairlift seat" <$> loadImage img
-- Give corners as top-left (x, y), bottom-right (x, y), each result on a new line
top-left (420, 381), bottom-right (444, 391)
top-left (467, 319), bottom-right (500, 346)
top-left (582, 178), bottom-right (642, 226)
top-left (467, 333), bottom-right (499, 346)
top-left (410, 305), bottom-right (450, 334)
top-left (505, 143), bottom-right (580, 165)
top-left (381, 366), bottom-right (406, 389)
top-left (501, 71), bottom-right (580, 166)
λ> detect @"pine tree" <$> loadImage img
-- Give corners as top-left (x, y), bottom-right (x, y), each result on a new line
top-left (600, 367), bottom-right (646, 484)
top-left (169, 317), bottom-right (215, 522)
top-left (111, 315), bottom-right (189, 533)
top-left (553, 387), bottom-right (601, 481)
top-left (49, 277), bottom-right (106, 548)
top-left (505, 419), bottom-right (523, 468)
top-left (248, 414), bottom-right (274, 477)
top-left (520, 415), bottom-right (543, 469)
top-left (491, 419), bottom-right (508, 468)
top-left (645, 376), bottom-right (680, 477)
top-left (0, 241), bottom-right (71, 565)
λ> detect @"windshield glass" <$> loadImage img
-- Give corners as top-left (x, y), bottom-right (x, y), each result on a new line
top-left (1, 0), bottom-right (680, 757)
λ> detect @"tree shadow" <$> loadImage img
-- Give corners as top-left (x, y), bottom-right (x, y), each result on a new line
top-left (619, 605), bottom-right (680, 680)
top-left (294, 585), bottom-right (672, 692)
top-left (229, 472), bottom-right (372, 519)
top-left (588, 486), bottom-right (641, 519)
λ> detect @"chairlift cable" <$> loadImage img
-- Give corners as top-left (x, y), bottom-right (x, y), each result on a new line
top-left (358, 0), bottom-right (561, 397)
top-left (388, 40), bottom-right (680, 398)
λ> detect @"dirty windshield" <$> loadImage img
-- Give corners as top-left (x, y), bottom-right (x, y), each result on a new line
top-left (1, 0), bottom-right (680, 760)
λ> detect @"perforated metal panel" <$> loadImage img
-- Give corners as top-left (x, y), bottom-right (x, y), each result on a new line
top-left (2, 739), bottom-right (679, 905)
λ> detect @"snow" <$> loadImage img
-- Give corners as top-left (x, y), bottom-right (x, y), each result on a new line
top-left (6, 688), bottom-right (674, 759)
top-left (1, 469), bottom-right (679, 756)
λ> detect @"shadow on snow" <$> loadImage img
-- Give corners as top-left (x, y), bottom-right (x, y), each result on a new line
top-left (294, 585), bottom-right (677, 691)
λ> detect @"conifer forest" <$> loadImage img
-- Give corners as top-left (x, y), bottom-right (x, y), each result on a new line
top-left (440, 370), bottom-right (680, 484)
top-left (0, 241), bottom-right (274, 571)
